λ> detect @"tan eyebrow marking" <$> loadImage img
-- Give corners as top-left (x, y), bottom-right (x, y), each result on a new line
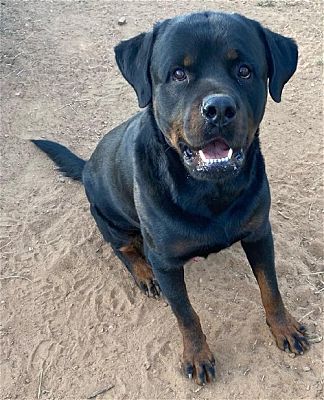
top-left (227, 49), bottom-right (239, 60)
top-left (183, 55), bottom-right (192, 67)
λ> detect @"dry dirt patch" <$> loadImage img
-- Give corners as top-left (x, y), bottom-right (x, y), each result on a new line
top-left (0, 1), bottom-right (323, 399)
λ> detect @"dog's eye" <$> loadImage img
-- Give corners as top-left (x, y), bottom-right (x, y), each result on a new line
top-left (238, 65), bottom-right (251, 79)
top-left (172, 68), bottom-right (187, 81)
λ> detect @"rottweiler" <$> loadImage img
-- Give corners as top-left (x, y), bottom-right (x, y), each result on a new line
top-left (32, 11), bottom-right (309, 385)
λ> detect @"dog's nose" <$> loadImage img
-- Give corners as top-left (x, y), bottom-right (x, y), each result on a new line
top-left (201, 94), bottom-right (237, 126)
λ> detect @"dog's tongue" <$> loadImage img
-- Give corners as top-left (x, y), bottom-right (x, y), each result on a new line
top-left (201, 139), bottom-right (229, 159)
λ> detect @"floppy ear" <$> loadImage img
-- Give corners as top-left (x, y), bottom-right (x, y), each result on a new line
top-left (114, 31), bottom-right (154, 108)
top-left (261, 28), bottom-right (298, 103)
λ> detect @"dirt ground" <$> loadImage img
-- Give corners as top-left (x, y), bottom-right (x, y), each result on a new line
top-left (0, 0), bottom-right (323, 399)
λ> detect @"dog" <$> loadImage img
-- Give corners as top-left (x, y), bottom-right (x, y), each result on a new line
top-left (32, 11), bottom-right (309, 385)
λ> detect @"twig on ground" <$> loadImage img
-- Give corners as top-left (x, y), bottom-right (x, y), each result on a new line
top-left (18, 32), bottom-right (34, 44)
top-left (55, 99), bottom-right (90, 112)
top-left (298, 309), bottom-right (315, 322)
top-left (233, 292), bottom-right (239, 303)
top-left (55, 103), bottom-right (73, 112)
top-left (306, 278), bottom-right (317, 289)
top-left (0, 240), bottom-right (12, 251)
top-left (301, 271), bottom-right (324, 276)
top-left (277, 210), bottom-right (290, 220)
top-left (87, 385), bottom-right (114, 399)
top-left (0, 275), bottom-right (33, 283)
top-left (37, 368), bottom-right (44, 400)
top-left (2, 69), bottom-right (17, 80)
top-left (308, 202), bottom-right (314, 221)
top-left (13, 52), bottom-right (22, 60)
top-left (68, 104), bottom-right (78, 114)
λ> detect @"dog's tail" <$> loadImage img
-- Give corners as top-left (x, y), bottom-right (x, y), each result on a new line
top-left (31, 139), bottom-right (86, 181)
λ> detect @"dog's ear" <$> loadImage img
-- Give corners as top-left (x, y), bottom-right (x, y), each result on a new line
top-left (261, 27), bottom-right (298, 103)
top-left (114, 31), bottom-right (154, 108)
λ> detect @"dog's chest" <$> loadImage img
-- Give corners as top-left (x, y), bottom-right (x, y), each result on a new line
top-left (158, 212), bottom-right (244, 260)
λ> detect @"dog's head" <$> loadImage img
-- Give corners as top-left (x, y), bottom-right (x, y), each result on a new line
top-left (115, 12), bottom-right (298, 181)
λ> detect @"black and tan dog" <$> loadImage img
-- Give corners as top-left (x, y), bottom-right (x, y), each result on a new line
top-left (32, 11), bottom-right (309, 385)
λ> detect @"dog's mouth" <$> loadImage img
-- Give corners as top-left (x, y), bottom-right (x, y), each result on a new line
top-left (179, 137), bottom-right (244, 177)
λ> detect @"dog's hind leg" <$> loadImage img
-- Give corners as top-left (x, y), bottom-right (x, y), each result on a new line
top-left (114, 241), bottom-right (161, 298)
top-left (89, 204), bottom-right (160, 298)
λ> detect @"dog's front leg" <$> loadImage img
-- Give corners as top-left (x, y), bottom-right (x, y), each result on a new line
top-left (151, 262), bottom-right (216, 385)
top-left (241, 227), bottom-right (309, 355)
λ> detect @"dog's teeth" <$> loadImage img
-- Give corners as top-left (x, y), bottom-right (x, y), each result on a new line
top-left (202, 156), bottom-right (231, 165)
top-left (198, 150), bottom-right (207, 162)
top-left (228, 148), bottom-right (233, 159)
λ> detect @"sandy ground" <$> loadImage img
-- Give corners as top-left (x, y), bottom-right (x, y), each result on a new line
top-left (0, 1), bottom-right (323, 399)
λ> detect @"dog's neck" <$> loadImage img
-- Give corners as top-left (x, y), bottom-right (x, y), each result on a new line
top-left (138, 108), bottom-right (265, 217)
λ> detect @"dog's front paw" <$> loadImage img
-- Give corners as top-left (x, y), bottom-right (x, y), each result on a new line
top-left (267, 310), bottom-right (309, 355)
top-left (182, 341), bottom-right (216, 385)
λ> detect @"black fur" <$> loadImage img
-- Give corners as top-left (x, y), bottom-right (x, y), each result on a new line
top-left (31, 140), bottom-right (85, 181)
top-left (32, 11), bottom-right (308, 386)
top-left (115, 32), bottom-right (155, 108)
top-left (256, 24), bottom-right (298, 102)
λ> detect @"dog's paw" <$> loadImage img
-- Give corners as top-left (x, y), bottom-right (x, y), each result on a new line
top-left (138, 277), bottom-right (161, 298)
top-left (130, 260), bottom-right (161, 299)
top-left (267, 311), bottom-right (309, 355)
top-left (182, 342), bottom-right (216, 385)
